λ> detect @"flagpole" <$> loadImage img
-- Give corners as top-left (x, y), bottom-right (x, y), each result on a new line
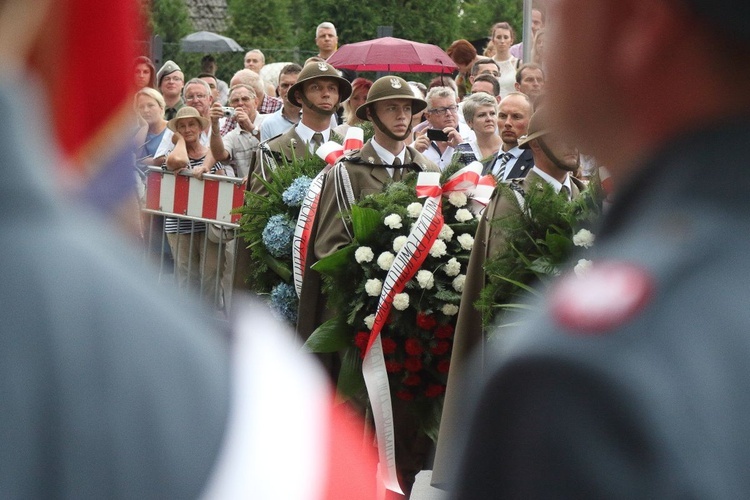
top-left (522, 0), bottom-right (532, 63)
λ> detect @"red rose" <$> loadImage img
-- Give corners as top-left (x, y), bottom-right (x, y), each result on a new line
top-left (396, 390), bottom-right (414, 401)
top-left (404, 374), bottom-right (421, 386)
top-left (381, 337), bottom-right (397, 355)
top-left (437, 359), bottom-right (451, 373)
top-left (416, 312), bottom-right (437, 330)
top-left (385, 360), bottom-right (402, 373)
top-left (405, 338), bottom-right (424, 356)
top-left (435, 324), bottom-right (454, 338)
top-left (431, 340), bottom-right (451, 356)
top-left (354, 331), bottom-right (369, 350)
top-left (425, 384), bottom-right (446, 398)
top-left (403, 357), bottom-right (423, 372)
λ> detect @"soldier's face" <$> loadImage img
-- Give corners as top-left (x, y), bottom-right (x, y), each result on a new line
top-left (371, 99), bottom-right (412, 137)
top-left (540, 134), bottom-right (580, 172)
top-left (303, 77), bottom-right (340, 112)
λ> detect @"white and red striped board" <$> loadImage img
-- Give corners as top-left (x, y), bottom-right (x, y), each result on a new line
top-left (145, 170), bottom-right (245, 224)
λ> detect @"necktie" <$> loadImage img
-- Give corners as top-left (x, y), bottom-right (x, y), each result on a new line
top-left (494, 152), bottom-right (513, 181)
top-left (561, 185), bottom-right (571, 200)
top-left (311, 132), bottom-right (324, 152)
top-left (392, 157), bottom-right (402, 181)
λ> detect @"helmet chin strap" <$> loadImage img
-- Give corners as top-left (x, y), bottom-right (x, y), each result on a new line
top-left (538, 137), bottom-right (579, 172)
top-left (300, 94), bottom-right (335, 117)
top-left (369, 108), bottom-right (413, 142)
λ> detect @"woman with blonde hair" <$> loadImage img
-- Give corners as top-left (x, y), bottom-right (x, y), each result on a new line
top-left (333, 77), bottom-right (373, 136)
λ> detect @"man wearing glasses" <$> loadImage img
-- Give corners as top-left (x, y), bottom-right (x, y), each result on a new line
top-left (412, 86), bottom-right (466, 171)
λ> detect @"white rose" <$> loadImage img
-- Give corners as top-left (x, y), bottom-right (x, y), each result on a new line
top-left (448, 191), bottom-right (468, 207)
top-left (457, 233), bottom-right (474, 250)
top-left (574, 258), bottom-right (593, 276)
top-left (416, 270), bottom-right (435, 290)
top-left (452, 274), bottom-right (466, 292)
top-left (429, 239), bottom-right (448, 258)
top-left (455, 208), bottom-right (473, 223)
top-left (438, 224), bottom-right (454, 241)
top-left (377, 251), bottom-right (395, 271)
top-left (393, 235), bottom-right (408, 253)
top-left (444, 258), bottom-right (461, 277)
top-left (384, 213), bottom-right (403, 229)
top-left (392, 293), bottom-right (410, 311)
top-left (365, 278), bottom-right (383, 296)
top-left (573, 229), bottom-right (596, 249)
top-left (364, 314), bottom-right (375, 329)
top-left (354, 246), bottom-right (374, 264)
top-left (406, 202), bottom-right (423, 218)
top-left (442, 303), bottom-right (459, 316)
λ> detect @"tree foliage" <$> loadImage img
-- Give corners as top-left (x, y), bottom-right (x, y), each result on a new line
top-left (148, 0), bottom-right (193, 63)
top-left (225, 0), bottom-right (297, 62)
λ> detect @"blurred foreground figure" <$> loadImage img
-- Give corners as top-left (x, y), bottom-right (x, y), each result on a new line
top-left (0, 0), bottom-right (377, 498)
top-left (451, 0), bottom-right (750, 497)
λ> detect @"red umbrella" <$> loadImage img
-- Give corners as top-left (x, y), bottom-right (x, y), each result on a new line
top-left (326, 37), bottom-right (457, 74)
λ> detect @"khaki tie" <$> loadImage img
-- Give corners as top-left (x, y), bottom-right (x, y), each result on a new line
top-left (392, 157), bottom-right (402, 181)
top-left (561, 185), bottom-right (571, 200)
top-left (311, 132), bottom-right (324, 152)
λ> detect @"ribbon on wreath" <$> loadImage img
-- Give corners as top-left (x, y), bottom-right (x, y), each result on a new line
top-left (292, 127), bottom-right (364, 296)
top-left (362, 171), bottom-right (445, 494)
top-left (291, 141), bottom-right (344, 296)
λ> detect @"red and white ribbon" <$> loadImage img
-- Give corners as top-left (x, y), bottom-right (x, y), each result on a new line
top-left (362, 171), bottom-right (445, 494)
top-left (343, 127), bottom-right (364, 152)
top-left (291, 142), bottom-right (344, 297)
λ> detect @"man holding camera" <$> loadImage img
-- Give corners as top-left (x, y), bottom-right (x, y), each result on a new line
top-left (412, 86), bottom-right (466, 171)
top-left (209, 84), bottom-right (263, 183)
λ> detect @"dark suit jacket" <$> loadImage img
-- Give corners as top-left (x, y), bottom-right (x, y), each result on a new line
top-left (480, 148), bottom-right (533, 179)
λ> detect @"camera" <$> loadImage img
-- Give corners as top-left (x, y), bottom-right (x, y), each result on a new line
top-left (222, 107), bottom-right (236, 118)
top-left (427, 129), bottom-right (450, 142)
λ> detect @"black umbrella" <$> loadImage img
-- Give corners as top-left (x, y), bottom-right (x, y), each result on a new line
top-left (180, 31), bottom-right (243, 53)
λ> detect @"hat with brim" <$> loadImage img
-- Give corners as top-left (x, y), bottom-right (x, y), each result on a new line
top-left (167, 106), bottom-right (209, 133)
top-left (287, 61), bottom-right (352, 107)
top-left (356, 76), bottom-right (428, 121)
top-left (518, 107), bottom-right (550, 149)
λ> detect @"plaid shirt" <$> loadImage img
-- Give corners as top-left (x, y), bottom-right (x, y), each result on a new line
top-left (258, 94), bottom-right (282, 114)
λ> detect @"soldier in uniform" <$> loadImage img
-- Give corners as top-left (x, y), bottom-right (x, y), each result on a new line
top-left (433, 107), bottom-right (585, 488)
top-left (297, 76), bottom-right (440, 497)
top-left (248, 61), bottom-right (351, 194)
top-left (450, 0), bottom-right (750, 497)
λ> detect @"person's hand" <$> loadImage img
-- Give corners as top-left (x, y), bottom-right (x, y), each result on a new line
top-left (193, 163), bottom-right (210, 180)
top-left (412, 129), bottom-right (430, 153)
top-left (241, 175), bottom-right (249, 188)
top-left (209, 102), bottom-right (224, 124)
top-left (444, 127), bottom-right (462, 148)
top-left (235, 109), bottom-right (253, 133)
top-left (171, 132), bottom-right (183, 145)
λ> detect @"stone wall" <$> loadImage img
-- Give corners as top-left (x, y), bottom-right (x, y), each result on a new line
top-left (185, 0), bottom-right (228, 33)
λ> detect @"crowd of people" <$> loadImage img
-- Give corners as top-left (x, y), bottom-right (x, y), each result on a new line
top-left (131, 12), bottom-right (595, 496)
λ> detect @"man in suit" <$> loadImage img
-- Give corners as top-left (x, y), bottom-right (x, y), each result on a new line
top-left (450, 0), bottom-right (750, 497)
top-left (297, 75), bottom-right (439, 498)
top-left (433, 107), bottom-right (585, 487)
top-left (248, 61), bottom-right (351, 194)
top-left (483, 91), bottom-right (534, 179)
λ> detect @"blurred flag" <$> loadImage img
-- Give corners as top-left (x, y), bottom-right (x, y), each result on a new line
top-left (29, 0), bottom-right (142, 212)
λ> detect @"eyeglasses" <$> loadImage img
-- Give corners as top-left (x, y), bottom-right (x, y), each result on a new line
top-left (185, 94), bottom-right (208, 101)
top-left (162, 76), bottom-right (183, 83)
top-left (428, 105), bottom-right (458, 116)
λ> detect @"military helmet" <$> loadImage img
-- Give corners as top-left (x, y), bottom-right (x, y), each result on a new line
top-left (356, 76), bottom-right (428, 121)
top-left (287, 61), bottom-right (352, 107)
top-left (518, 107), bottom-right (551, 149)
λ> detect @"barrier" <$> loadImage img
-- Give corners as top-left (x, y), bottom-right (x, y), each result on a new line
top-left (141, 167), bottom-right (246, 312)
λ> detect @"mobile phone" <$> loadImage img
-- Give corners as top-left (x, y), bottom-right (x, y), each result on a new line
top-left (427, 129), bottom-right (450, 142)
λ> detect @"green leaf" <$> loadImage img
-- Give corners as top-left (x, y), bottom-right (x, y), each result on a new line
top-left (546, 233), bottom-right (573, 259)
top-left (311, 246), bottom-right (356, 275)
top-left (351, 206), bottom-right (382, 242)
top-left (337, 347), bottom-right (366, 400)
top-left (302, 318), bottom-right (350, 353)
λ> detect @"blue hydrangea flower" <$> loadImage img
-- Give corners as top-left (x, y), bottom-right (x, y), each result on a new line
top-left (262, 214), bottom-right (295, 258)
top-left (282, 176), bottom-right (313, 207)
top-left (270, 282), bottom-right (298, 324)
